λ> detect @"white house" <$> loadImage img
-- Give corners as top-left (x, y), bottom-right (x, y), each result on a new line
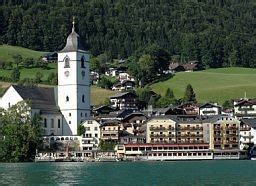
top-left (240, 119), bottom-right (256, 150)
top-left (199, 103), bottom-right (222, 116)
top-left (0, 20), bottom-right (90, 136)
top-left (81, 119), bottom-right (101, 156)
top-left (234, 98), bottom-right (256, 119)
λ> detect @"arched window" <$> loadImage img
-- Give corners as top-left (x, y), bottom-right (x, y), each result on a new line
top-left (82, 95), bottom-right (85, 103)
top-left (66, 96), bottom-right (69, 102)
top-left (81, 56), bottom-right (85, 68)
top-left (64, 57), bottom-right (70, 68)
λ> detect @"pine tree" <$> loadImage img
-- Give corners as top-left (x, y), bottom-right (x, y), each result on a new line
top-left (183, 84), bottom-right (197, 103)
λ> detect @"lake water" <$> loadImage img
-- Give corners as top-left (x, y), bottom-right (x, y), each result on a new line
top-left (0, 160), bottom-right (256, 185)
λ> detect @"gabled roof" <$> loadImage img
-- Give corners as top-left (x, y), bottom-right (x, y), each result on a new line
top-left (200, 103), bottom-right (221, 108)
top-left (234, 99), bottom-right (256, 106)
top-left (241, 119), bottom-right (256, 129)
top-left (122, 112), bottom-right (147, 122)
top-left (12, 85), bottom-right (59, 113)
top-left (110, 92), bottom-right (137, 99)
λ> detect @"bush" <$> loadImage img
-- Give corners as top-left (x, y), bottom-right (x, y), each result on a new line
top-left (47, 72), bottom-right (58, 85)
top-left (10, 68), bottom-right (20, 82)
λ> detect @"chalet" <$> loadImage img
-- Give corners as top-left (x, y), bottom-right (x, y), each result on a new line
top-left (110, 92), bottom-right (137, 110)
top-left (118, 72), bottom-right (135, 82)
top-left (199, 103), bottom-right (222, 116)
top-left (93, 105), bottom-right (114, 116)
top-left (42, 52), bottom-right (58, 62)
top-left (100, 120), bottom-right (121, 141)
top-left (177, 102), bottom-right (200, 115)
top-left (169, 63), bottom-right (185, 73)
top-left (112, 80), bottom-right (135, 91)
top-left (183, 62), bottom-right (199, 72)
top-left (234, 99), bottom-right (256, 118)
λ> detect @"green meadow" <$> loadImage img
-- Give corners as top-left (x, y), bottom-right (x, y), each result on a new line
top-left (151, 67), bottom-right (256, 104)
top-left (0, 44), bottom-right (45, 62)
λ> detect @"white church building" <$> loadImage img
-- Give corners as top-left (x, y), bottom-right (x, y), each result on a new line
top-left (0, 21), bottom-right (90, 136)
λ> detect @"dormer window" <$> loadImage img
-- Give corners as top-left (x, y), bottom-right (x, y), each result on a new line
top-left (81, 56), bottom-right (85, 68)
top-left (64, 57), bottom-right (70, 68)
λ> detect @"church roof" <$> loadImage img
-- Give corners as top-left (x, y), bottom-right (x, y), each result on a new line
top-left (60, 21), bottom-right (86, 53)
top-left (12, 85), bottom-right (60, 114)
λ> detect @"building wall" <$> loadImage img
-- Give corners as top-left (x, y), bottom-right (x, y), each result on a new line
top-left (200, 107), bottom-right (220, 116)
top-left (81, 119), bottom-right (101, 151)
top-left (42, 114), bottom-right (63, 136)
top-left (58, 51), bottom-right (90, 135)
top-left (100, 124), bottom-right (119, 141)
top-left (0, 86), bottom-right (23, 109)
top-left (146, 118), bottom-right (176, 143)
top-left (209, 116), bottom-right (240, 150)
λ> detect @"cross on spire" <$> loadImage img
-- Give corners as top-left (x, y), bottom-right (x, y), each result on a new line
top-left (72, 16), bottom-right (75, 32)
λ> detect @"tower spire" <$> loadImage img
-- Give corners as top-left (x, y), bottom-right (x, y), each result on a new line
top-left (72, 16), bottom-right (75, 32)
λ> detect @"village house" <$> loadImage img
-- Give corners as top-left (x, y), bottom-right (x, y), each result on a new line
top-left (110, 92), bottom-right (137, 110)
top-left (100, 120), bottom-right (121, 141)
top-left (234, 98), bottom-right (256, 119)
top-left (90, 71), bottom-right (99, 85)
top-left (239, 119), bottom-right (256, 150)
top-left (81, 118), bottom-right (101, 156)
top-left (199, 103), bottom-right (222, 116)
top-left (177, 102), bottom-right (200, 115)
top-left (112, 80), bottom-right (135, 91)
top-left (118, 72), bottom-right (135, 82)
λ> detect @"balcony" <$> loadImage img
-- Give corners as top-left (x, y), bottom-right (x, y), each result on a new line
top-left (240, 127), bottom-right (251, 131)
top-left (178, 127), bottom-right (203, 131)
top-left (214, 141), bottom-right (222, 145)
top-left (150, 134), bottom-right (166, 138)
top-left (150, 127), bottom-right (167, 131)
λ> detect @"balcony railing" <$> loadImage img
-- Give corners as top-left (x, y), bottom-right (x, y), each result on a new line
top-left (178, 127), bottom-right (203, 131)
top-left (240, 127), bottom-right (251, 131)
top-left (150, 127), bottom-right (167, 131)
top-left (150, 134), bottom-right (167, 138)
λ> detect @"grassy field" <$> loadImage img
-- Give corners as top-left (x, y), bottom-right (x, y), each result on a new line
top-left (0, 44), bottom-right (46, 62)
top-left (151, 67), bottom-right (256, 104)
top-left (0, 82), bottom-right (116, 106)
top-left (0, 63), bottom-right (57, 81)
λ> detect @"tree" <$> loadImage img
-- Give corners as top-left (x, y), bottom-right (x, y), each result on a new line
top-left (0, 101), bottom-right (41, 162)
top-left (77, 124), bottom-right (85, 136)
top-left (47, 72), bottom-right (58, 85)
top-left (183, 84), bottom-right (197, 103)
top-left (23, 58), bottom-right (34, 68)
top-left (165, 88), bottom-right (174, 99)
top-left (10, 68), bottom-right (20, 82)
top-left (35, 72), bottom-right (43, 83)
top-left (12, 54), bottom-right (23, 68)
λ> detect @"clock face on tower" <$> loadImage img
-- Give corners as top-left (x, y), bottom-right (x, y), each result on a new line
top-left (64, 71), bottom-right (70, 77)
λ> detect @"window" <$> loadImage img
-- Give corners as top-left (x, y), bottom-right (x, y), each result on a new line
top-left (81, 56), bottom-right (85, 68)
top-left (44, 118), bottom-right (47, 128)
top-left (51, 119), bottom-right (54, 128)
top-left (69, 121), bottom-right (71, 124)
top-left (69, 113), bottom-right (71, 117)
top-left (82, 95), bottom-right (85, 103)
top-left (94, 127), bottom-right (98, 131)
top-left (95, 134), bottom-right (98, 137)
top-left (58, 119), bottom-right (61, 128)
top-left (81, 113), bottom-right (83, 117)
top-left (66, 96), bottom-right (69, 102)
top-left (64, 57), bottom-right (70, 68)
top-left (8, 102), bottom-right (11, 108)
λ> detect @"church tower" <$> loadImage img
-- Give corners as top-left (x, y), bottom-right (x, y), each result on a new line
top-left (58, 18), bottom-right (90, 135)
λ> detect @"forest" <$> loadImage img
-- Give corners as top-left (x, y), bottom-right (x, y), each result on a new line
top-left (0, 0), bottom-right (255, 68)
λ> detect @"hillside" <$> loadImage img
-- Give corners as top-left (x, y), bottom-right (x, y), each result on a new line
top-left (0, 82), bottom-right (116, 106)
top-left (151, 67), bottom-right (256, 104)
top-left (0, 45), bottom-right (45, 62)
